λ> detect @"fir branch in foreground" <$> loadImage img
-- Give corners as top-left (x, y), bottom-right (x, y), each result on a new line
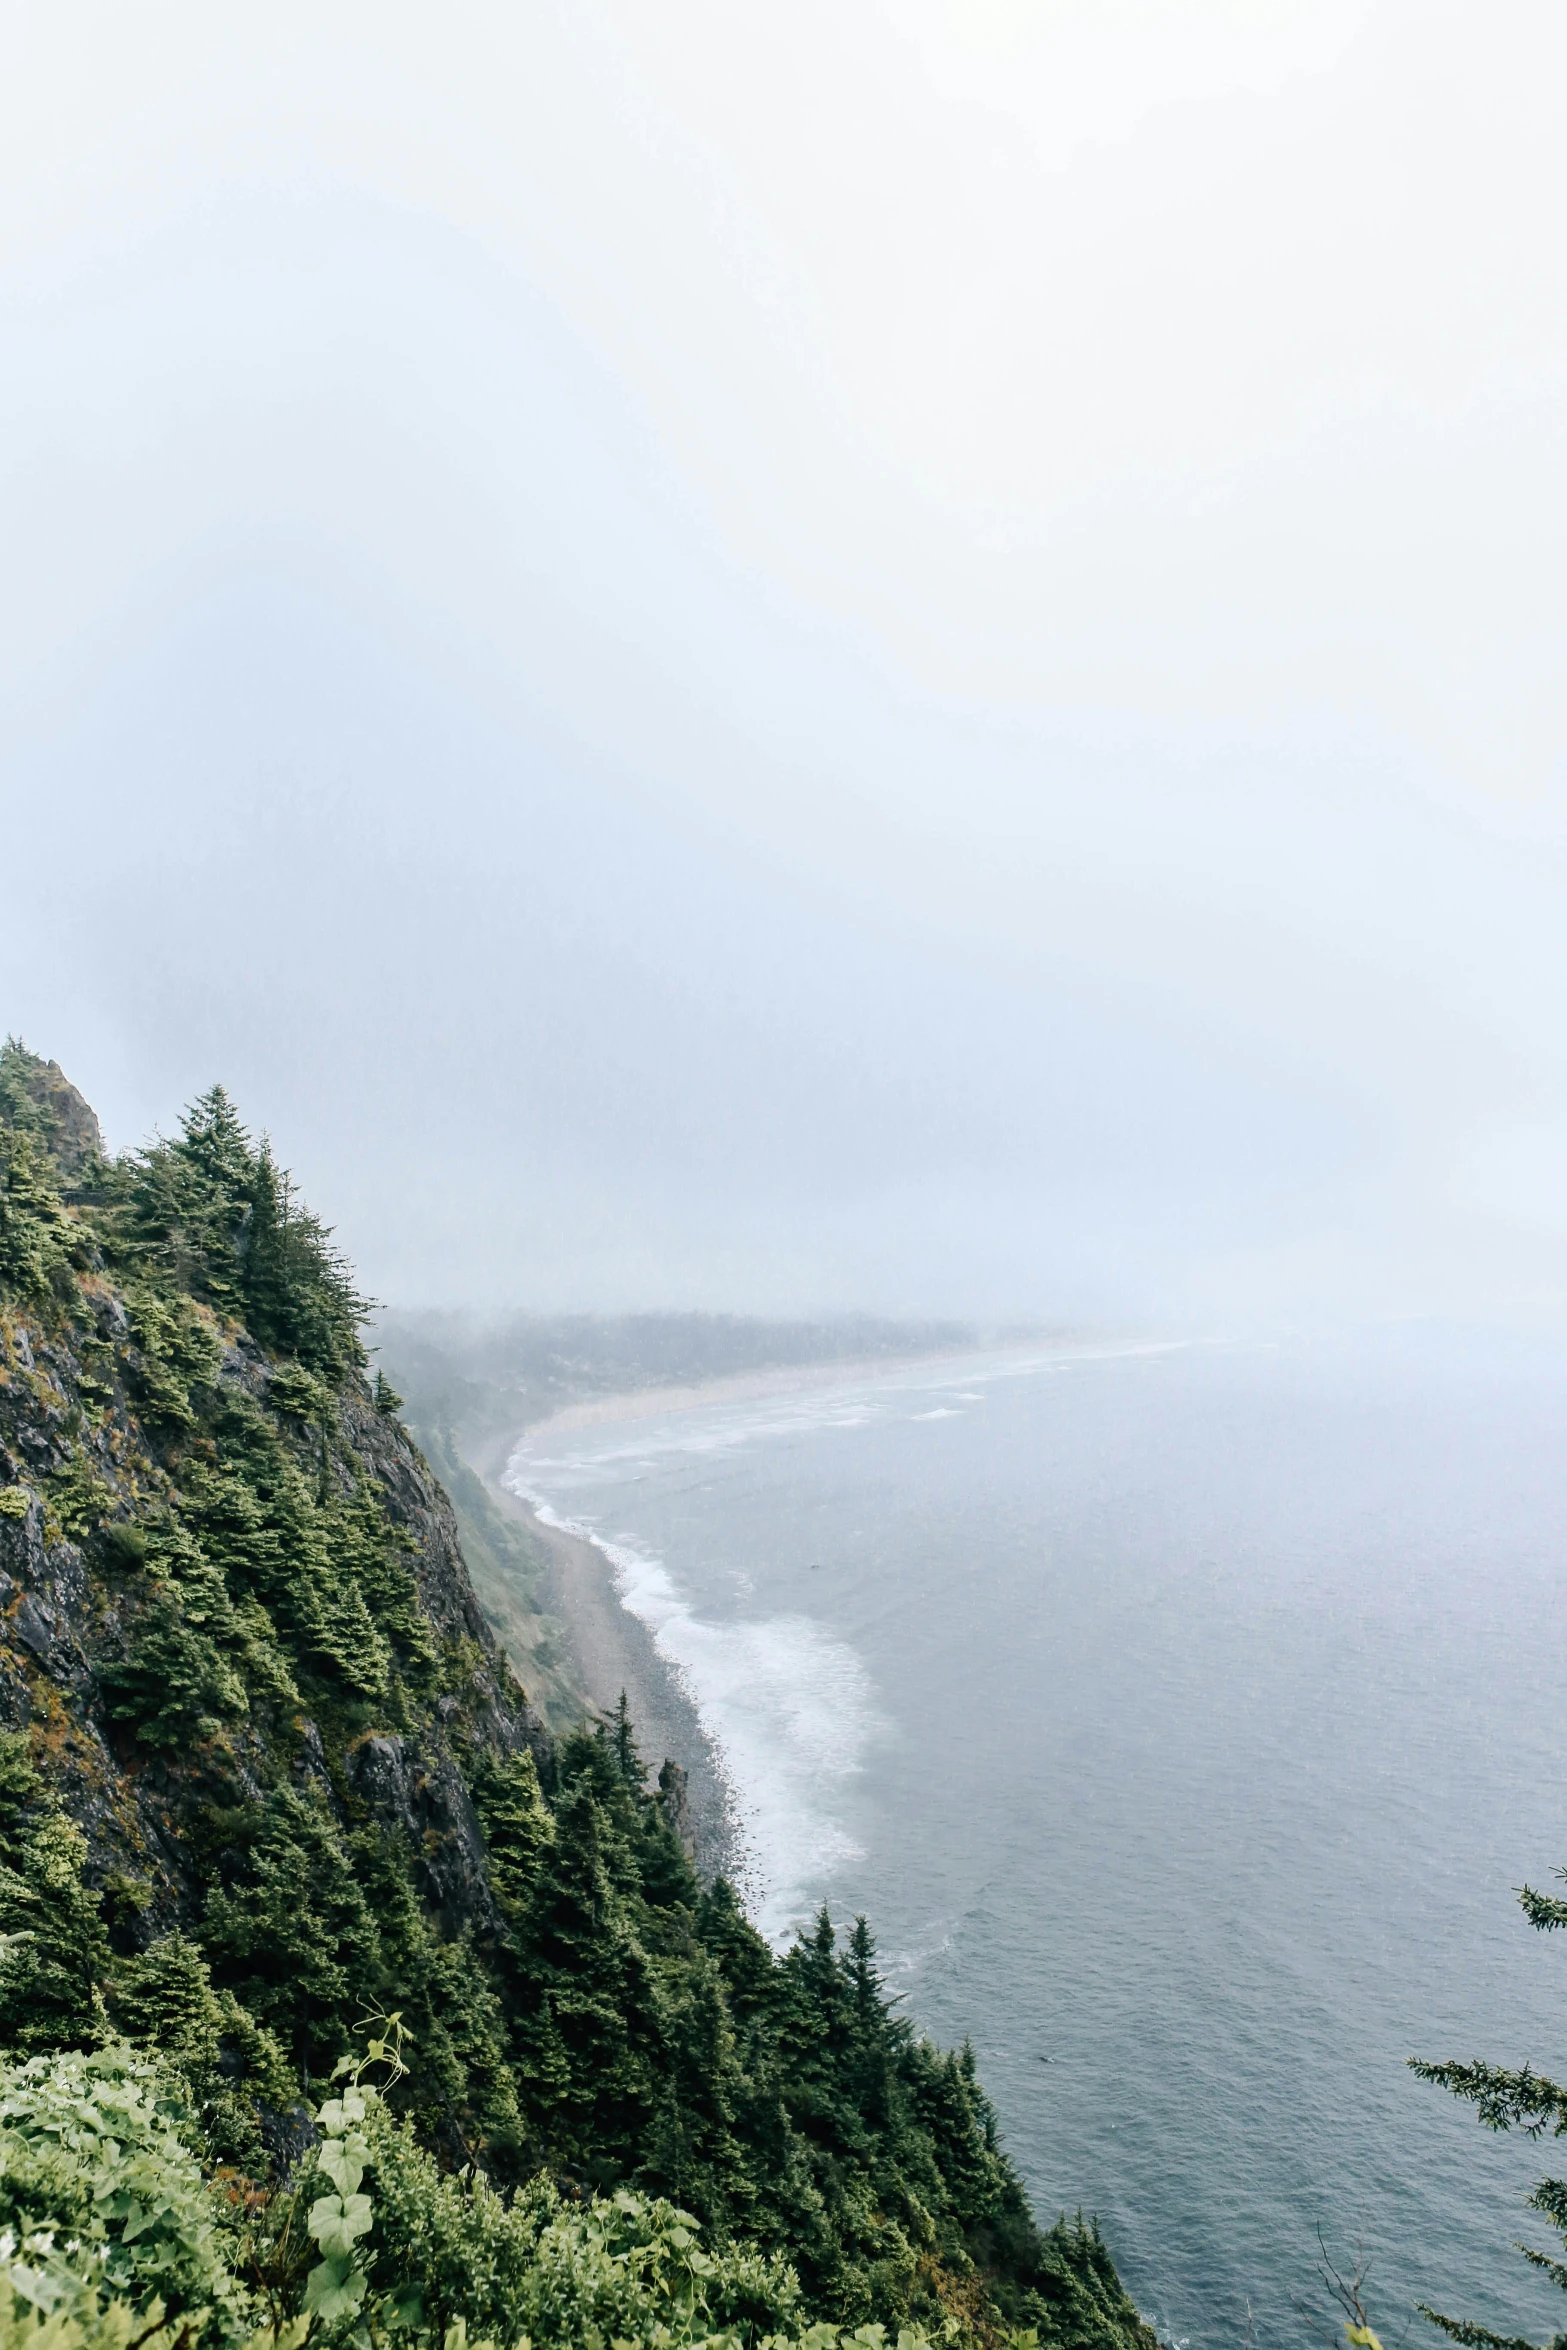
top-left (1413, 2309), bottom-right (1567, 2350)
top-left (1408, 2061), bottom-right (1567, 2140)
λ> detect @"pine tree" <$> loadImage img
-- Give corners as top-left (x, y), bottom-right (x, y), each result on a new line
top-left (841, 1916), bottom-right (899, 2130)
top-left (100, 1587), bottom-right (250, 1746)
top-left (242, 1139), bottom-right (367, 1378)
top-left (111, 1929), bottom-right (227, 2073)
top-left (0, 1124), bottom-right (77, 1304)
top-left (647, 1942), bottom-right (754, 2225)
top-left (509, 1777), bottom-right (661, 2171)
top-left (780, 1908), bottom-right (855, 2097)
top-left (697, 1877), bottom-right (778, 2026)
top-left (241, 1140), bottom-right (290, 1355)
top-left (1411, 1865), bottom-right (1567, 2346)
top-left (347, 1819), bottom-right (523, 2157)
top-left (174, 1086), bottom-right (256, 1300)
top-left (122, 1084), bottom-right (256, 1308)
top-left (201, 1783), bottom-right (386, 2078)
top-left (843, 1916), bottom-right (888, 2036)
top-left (0, 1732), bottom-right (112, 2052)
top-left (606, 1691), bottom-right (647, 1790)
top-left (323, 1481), bottom-right (435, 1682)
top-left (472, 1747), bottom-right (555, 1925)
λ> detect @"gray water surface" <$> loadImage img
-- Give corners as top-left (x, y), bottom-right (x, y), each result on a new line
top-left (508, 1327), bottom-right (1567, 2347)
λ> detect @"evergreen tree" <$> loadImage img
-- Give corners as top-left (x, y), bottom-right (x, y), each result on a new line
top-left (242, 1139), bottom-right (367, 1377)
top-left (100, 1588), bottom-right (250, 1747)
top-left (240, 1140), bottom-right (288, 1349)
top-left (471, 1747), bottom-right (555, 1926)
top-left (347, 1821), bottom-right (522, 2158)
top-left (0, 1056), bottom-right (1160, 2349)
top-left (0, 1732), bottom-right (112, 2052)
top-left (1411, 1864), bottom-right (1567, 2346)
top-left (201, 1783), bottom-right (385, 2077)
top-left (696, 1877), bottom-right (778, 2027)
top-left (324, 1481), bottom-right (435, 1684)
top-left (122, 1085), bottom-right (254, 1308)
top-left (510, 1776), bottom-right (663, 2173)
top-left (111, 1929), bottom-right (228, 2073)
top-left (172, 1085), bottom-right (257, 1311)
top-left (642, 1941), bottom-right (753, 2224)
top-left (0, 1123), bottom-right (77, 1303)
top-left (176, 1085), bottom-right (255, 1204)
top-left (606, 1691), bottom-right (646, 1790)
top-left (841, 1917), bottom-right (898, 2131)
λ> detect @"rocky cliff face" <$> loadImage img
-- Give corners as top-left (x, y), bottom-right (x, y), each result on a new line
top-left (3, 1055), bottom-right (104, 1181)
top-left (0, 1050), bottom-right (1162, 2348)
top-left (0, 1060), bottom-right (546, 1960)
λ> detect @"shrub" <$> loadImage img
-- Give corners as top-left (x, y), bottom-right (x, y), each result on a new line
top-left (0, 2272), bottom-right (214, 2350)
top-left (292, 2077), bottom-right (891, 2350)
top-left (0, 2046), bottom-right (250, 2347)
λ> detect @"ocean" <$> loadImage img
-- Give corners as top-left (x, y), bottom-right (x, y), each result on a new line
top-left (505, 1324), bottom-right (1567, 2347)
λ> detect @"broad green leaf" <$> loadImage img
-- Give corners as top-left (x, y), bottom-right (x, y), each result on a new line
top-left (318, 2140), bottom-right (366, 2199)
top-left (307, 2192), bottom-right (373, 2260)
top-left (304, 2256), bottom-right (368, 2320)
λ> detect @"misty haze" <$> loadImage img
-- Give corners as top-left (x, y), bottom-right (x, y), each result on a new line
top-left (4, 8), bottom-right (1567, 2348)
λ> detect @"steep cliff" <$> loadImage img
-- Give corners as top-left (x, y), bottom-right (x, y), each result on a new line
top-left (0, 1044), bottom-right (556, 2152)
top-left (0, 1042), bottom-right (1155, 2350)
top-left (0, 1278), bottom-right (542, 1942)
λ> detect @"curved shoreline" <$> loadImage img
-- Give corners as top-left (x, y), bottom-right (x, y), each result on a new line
top-left (468, 1339), bottom-right (1090, 1898)
top-left (466, 1422), bottom-right (738, 1877)
top-left (469, 1353), bottom-right (973, 1894)
top-left (514, 1343), bottom-right (1009, 1446)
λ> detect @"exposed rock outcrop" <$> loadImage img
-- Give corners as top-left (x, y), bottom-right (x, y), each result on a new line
top-left (0, 1105), bottom-right (547, 1949)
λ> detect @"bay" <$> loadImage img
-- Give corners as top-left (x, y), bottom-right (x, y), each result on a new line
top-left (507, 1324), bottom-right (1567, 2347)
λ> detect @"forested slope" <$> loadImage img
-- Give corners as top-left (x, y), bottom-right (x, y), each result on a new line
top-left (0, 1041), bottom-right (1154, 2350)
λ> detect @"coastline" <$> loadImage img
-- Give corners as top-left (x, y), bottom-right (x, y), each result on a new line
top-left (464, 1347), bottom-right (987, 1884)
top-left (462, 1340), bottom-right (1063, 1891)
top-left (514, 1342), bottom-right (1002, 1446)
top-left (467, 1418), bottom-right (738, 1876)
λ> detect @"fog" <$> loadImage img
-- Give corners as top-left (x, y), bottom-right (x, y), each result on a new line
top-left (4, 1), bottom-right (1567, 1324)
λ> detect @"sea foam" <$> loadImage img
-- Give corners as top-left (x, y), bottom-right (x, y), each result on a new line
top-left (506, 1477), bottom-right (876, 1946)
top-left (505, 1345), bottom-right (1178, 1946)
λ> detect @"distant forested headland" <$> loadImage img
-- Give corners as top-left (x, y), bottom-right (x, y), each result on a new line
top-left (374, 1303), bottom-right (1033, 1474)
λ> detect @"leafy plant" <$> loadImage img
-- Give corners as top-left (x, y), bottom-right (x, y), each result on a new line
top-left (0, 2046), bottom-right (250, 2346)
top-left (0, 1056), bottom-right (1156, 2349)
top-left (0, 2267), bottom-right (201, 2350)
top-left (299, 2093), bottom-right (373, 2331)
top-left (299, 2013), bottom-right (411, 2330)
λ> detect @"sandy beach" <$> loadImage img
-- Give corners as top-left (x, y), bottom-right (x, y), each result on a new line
top-left (464, 1348), bottom-right (983, 1878)
top-left (517, 1346), bottom-right (984, 1445)
top-left (468, 1417), bottom-right (738, 1873)
top-left (464, 1339), bottom-right (1074, 1890)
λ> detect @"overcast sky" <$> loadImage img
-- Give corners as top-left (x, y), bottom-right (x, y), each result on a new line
top-left (4, 1), bottom-right (1567, 1326)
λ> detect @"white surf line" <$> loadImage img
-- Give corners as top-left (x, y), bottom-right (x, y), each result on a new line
top-left (506, 1475), bottom-right (876, 1947)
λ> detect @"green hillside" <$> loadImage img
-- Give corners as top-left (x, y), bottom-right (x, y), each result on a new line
top-left (0, 1039), bottom-right (1154, 2350)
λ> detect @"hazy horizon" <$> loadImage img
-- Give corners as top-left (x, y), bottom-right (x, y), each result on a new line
top-left (6, 3), bottom-right (1567, 1329)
